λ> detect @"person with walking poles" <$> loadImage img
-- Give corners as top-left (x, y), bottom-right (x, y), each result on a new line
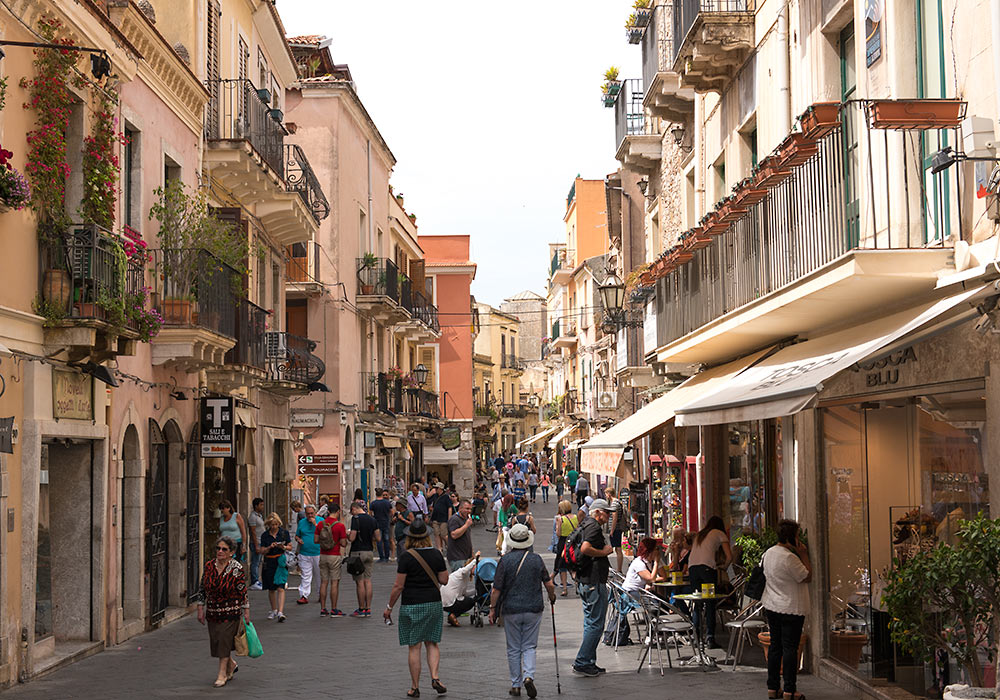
top-left (196, 536), bottom-right (249, 688)
top-left (490, 524), bottom-right (557, 698)
top-left (687, 515), bottom-right (733, 648)
top-left (295, 504), bottom-right (321, 605)
top-left (762, 519), bottom-right (811, 700)
top-left (314, 502), bottom-right (349, 617)
top-left (384, 519), bottom-right (450, 698)
top-left (572, 498), bottom-right (612, 677)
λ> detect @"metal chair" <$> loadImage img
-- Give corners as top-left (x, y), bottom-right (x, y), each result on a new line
top-left (606, 581), bottom-right (640, 650)
top-left (636, 590), bottom-right (694, 675)
top-left (724, 600), bottom-right (767, 670)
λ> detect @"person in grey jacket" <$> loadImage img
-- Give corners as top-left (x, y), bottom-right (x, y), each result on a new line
top-left (490, 524), bottom-right (557, 698)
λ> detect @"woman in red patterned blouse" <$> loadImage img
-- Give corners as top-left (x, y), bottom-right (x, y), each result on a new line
top-left (197, 535), bottom-right (249, 687)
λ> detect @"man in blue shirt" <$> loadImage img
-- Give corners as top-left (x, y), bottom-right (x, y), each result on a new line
top-left (295, 504), bottom-right (321, 604)
top-left (370, 490), bottom-right (394, 562)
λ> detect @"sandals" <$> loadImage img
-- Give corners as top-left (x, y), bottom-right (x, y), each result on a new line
top-left (768, 693), bottom-right (780, 699)
top-left (431, 678), bottom-right (447, 694)
top-left (407, 689), bottom-right (420, 698)
top-left (213, 678), bottom-right (228, 688)
top-left (782, 694), bottom-right (806, 700)
top-left (227, 664), bottom-right (239, 680)
top-left (447, 614), bottom-right (460, 627)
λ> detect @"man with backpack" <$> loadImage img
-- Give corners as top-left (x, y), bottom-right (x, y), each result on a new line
top-left (563, 498), bottom-right (613, 677)
top-left (314, 503), bottom-right (349, 617)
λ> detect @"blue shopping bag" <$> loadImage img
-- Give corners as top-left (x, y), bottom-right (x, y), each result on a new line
top-left (243, 619), bottom-right (263, 658)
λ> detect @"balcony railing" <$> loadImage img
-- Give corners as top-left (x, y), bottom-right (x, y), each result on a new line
top-left (404, 387), bottom-right (441, 419)
top-left (149, 248), bottom-right (237, 338)
top-left (265, 331), bottom-right (325, 385)
top-left (641, 4), bottom-right (673, 89)
top-left (413, 291), bottom-right (440, 332)
top-left (284, 144), bottom-right (330, 223)
top-left (671, 0), bottom-right (754, 65)
top-left (206, 78), bottom-right (286, 177)
top-left (42, 223), bottom-right (144, 331)
top-left (500, 404), bottom-right (527, 419)
top-left (614, 78), bottom-right (646, 152)
top-left (357, 256), bottom-right (400, 302)
top-left (400, 276), bottom-right (413, 314)
top-left (225, 299), bottom-right (267, 370)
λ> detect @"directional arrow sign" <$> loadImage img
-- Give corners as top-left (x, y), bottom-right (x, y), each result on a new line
top-left (297, 454), bottom-right (339, 475)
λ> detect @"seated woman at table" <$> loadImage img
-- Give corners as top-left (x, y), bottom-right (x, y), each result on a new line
top-left (623, 537), bottom-right (667, 598)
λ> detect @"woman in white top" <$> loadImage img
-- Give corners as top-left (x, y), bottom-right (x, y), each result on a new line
top-left (441, 552), bottom-right (480, 627)
top-left (686, 515), bottom-right (733, 647)
top-left (623, 538), bottom-right (665, 598)
top-left (761, 519), bottom-right (811, 700)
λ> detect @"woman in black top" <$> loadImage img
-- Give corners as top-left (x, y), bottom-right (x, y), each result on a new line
top-left (259, 513), bottom-right (292, 622)
top-left (384, 519), bottom-right (449, 698)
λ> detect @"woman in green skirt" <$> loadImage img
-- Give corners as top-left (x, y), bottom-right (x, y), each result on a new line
top-left (384, 519), bottom-right (450, 697)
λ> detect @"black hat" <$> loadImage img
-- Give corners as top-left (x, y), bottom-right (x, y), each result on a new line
top-left (405, 519), bottom-right (429, 538)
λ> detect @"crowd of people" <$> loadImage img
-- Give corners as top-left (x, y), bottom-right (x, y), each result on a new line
top-left (195, 457), bottom-right (812, 700)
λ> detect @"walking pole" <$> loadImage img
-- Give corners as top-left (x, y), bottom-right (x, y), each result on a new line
top-left (550, 602), bottom-right (561, 694)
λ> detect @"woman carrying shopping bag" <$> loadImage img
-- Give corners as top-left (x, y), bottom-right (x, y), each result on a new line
top-left (196, 536), bottom-right (250, 687)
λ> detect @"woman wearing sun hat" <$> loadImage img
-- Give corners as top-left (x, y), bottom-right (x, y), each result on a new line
top-left (385, 518), bottom-right (450, 698)
top-left (490, 523), bottom-right (557, 698)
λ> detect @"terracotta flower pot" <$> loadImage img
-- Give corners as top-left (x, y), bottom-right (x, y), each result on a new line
top-left (360, 284), bottom-right (375, 295)
top-left (42, 268), bottom-right (71, 312)
top-left (775, 133), bottom-right (820, 169)
top-left (867, 98), bottom-right (966, 130)
top-left (799, 101), bottom-right (841, 139)
top-left (161, 298), bottom-right (192, 325)
top-left (687, 228), bottom-right (713, 250)
top-left (830, 630), bottom-right (868, 669)
top-left (758, 631), bottom-right (808, 671)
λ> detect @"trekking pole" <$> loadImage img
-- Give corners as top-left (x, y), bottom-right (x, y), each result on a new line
top-left (550, 602), bottom-right (561, 694)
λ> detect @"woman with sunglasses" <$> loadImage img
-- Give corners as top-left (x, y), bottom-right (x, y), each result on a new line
top-left (196, 536), bottom-right (250, 687)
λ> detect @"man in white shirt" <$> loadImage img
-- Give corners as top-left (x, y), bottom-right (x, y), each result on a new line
top-left (761, 519), bottom-right (811, 700)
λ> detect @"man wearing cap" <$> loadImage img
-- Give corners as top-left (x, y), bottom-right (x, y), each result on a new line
top-left (572, 498), bottom-right (613, 677)
top-left (429, 482), bottom-right (453, 551)
top-left (490, 524), bottom-right (556, 698)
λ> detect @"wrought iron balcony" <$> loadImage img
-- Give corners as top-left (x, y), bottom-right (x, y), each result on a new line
top-left (265, 331), bottom-right (326, 386)
top-left (641, 2), bottom-right (695, 122)
top-left (550, 250), bottom-right (572, 286)
top-left (403, 387), bottom-right (441, 419)
top-left (206, 78), bottom-right (286, 176)
top-left (225, 299), bottom-right (267, 370)
top-left (400, 276), bottom-right (413, 314)
top-left (412, 291), bottom-right (440, 334)
top-left (285, 144), bottom-right (330, 223)
top-left (671, 0), bottom-right (755, 92)
top-left (149, 248), bottom-right (237, 338)
top-left (357, 256), bottom-right (400, 301)
top-left (500, 404), bottom-right (527, 419)
top-left (615, 79), bottom-right (660, 174)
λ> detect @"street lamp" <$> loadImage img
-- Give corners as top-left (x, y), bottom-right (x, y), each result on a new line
top-left (598, 269), bottom-right (643, 331)
top-left (414, 363), bottom-right (429, 388)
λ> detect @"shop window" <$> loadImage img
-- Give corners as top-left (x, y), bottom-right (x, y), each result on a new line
top-left (727, 420), bottom-right (780, 537)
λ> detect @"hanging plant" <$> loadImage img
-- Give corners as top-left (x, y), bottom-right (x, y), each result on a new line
top-left (21, 17), bottom-right (82, 245)
top-left (0, 145), bottom-right (31, 211)
top-left (80, 87), bottom-right (122, 229)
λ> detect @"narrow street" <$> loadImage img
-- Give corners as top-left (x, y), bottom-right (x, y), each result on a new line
top-left (6, 502), bottom-right (843, 699)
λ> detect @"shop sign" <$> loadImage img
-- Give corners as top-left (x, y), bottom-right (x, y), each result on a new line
top-left (440, 426), bottom-right (461, 450)
top-left (298, 454), bottom-right (339, 475)
top-left (200, 397), bottom-right (234, 458)
top-left (855, 347), bottom-right (916, 388)
top-left (0, 417), bottom-right (13, 454)
top-left (53, 370), bottom-right (93, 420)
top-left (291, 412), bottom-right (324, 428)
top-left (865, 0), bottom-right (883, 67)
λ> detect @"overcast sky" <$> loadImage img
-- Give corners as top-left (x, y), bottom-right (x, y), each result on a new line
top-left (279, 1), bottom-right (640, 307)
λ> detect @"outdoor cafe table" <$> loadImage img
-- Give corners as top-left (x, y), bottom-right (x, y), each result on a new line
top-left (674, 592), bottom-right (729, 669)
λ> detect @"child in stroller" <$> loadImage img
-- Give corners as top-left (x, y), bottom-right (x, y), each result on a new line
top-left (471, 493), bottom-right (487, 524)
top-left (469, 557), bottom-right (497, 628)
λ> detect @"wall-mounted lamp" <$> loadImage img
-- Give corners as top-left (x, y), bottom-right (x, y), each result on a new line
top-left (671, 125), bottom-right (692, 153)
top-left (636, 179), bottom-right (648, 195)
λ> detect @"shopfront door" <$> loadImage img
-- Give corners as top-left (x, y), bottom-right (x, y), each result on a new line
top-left (147, 420), bottom-right (168, 625)
top-left (186, 425), bottom-right (201, 604)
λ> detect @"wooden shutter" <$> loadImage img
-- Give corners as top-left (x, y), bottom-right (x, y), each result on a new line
top-left (205, 0), bottom-right (221, 139)
top-left (408, 260), bottom-right (425, 294)
top-left (419, 347), bottom-right (437, 393)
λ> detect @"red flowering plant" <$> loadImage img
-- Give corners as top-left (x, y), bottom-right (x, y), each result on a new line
top-left (79, 88), bottom-right (123, 230)
top-left (21, 17), bottom-right (82, 245)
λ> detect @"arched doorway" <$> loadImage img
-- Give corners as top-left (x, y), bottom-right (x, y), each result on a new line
top-left (121, 425), bottom-right (143, 625)
top-left (146, 419), bottom-right (167, 625)
top-left (162, 420), bottom-right (184, 609)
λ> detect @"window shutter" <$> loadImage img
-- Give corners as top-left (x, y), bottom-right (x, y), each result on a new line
top-left (419, 347), bottom-right (437, 393)
top-left (408, 260), bottom-right (425, 293)
top-left (205, 0), bottom-right (221, 139)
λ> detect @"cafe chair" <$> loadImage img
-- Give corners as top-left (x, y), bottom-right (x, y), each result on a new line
top-left (636, 590), bottom-right (694, 675)
top-left (606, 581), bottom-right (640, 649)
top-left (724, 600), bottom-right (766, 670)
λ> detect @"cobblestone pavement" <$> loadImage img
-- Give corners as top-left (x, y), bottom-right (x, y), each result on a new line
top-left (5, 498), bottom-right (847, 699)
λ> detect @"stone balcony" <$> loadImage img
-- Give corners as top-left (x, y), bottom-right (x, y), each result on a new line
top-left (670, 0), bottom-right (755, 93)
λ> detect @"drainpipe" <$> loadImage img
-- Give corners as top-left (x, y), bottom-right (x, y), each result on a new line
top-left (992, 0), bottom-right (1000, 131)
top-left (775, 5), bottom-right (791, 138)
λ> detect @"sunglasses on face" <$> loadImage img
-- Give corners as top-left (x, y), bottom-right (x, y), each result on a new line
top-left (216, 546), bottom-right (230, 551)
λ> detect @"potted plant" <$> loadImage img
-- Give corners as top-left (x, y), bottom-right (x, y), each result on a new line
top-left (0, 149), bottom-right (30, 213)
top-left (358, 252), bottom-right (378, 294)
top-left (867, 98), bottom-right (966, 130)
top-left (625, 13), bottom-right (643, 44)
top-left (798, 102), bottom-right (841, 139)
top-left (633, 0), bottom-right (651, 26)
top-left (366, 394), bottom-right (378, 412)
top-left (602, 66), bottom-right (622, 107)
top-left (407, 212), bottom-right (417, 224)
top-left (774, 132), bottom-right (820, 170)
top-left (685, 226), bottom-right (713, 250)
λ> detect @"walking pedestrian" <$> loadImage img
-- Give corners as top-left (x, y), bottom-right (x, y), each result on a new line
top-left (394, 499), bottom-right (414, 554)
top-left (446, 499), bottom-right (475, 572)
top-left (260, 512), bottom-right (292, 621)
top-left (429, 483), bottom-right (453, 551)
top-left (539, 473), bottom-right (550, 503)
top-left (553, 500), bottom-right (578, 597)
top-left (513, 479), bottom-right (527, 500)
top-left (348, 500), bottom-right (381, 617)
top-left (218, 500), bottom-right (247, 564)
top-left (565, 467), bottom-right (579, 498)
top-left (687, 515), bottom-right (733, 648)
top-left (527, 471), bottom-right (539, 503)
top-left (605, 487), bottom-right (626, 573)
top-left (195, 536), bottom-right (248, 688)
top-left (372, 490), bottom-right (395, 562)
top-left (762, 519), bottom-right (811, 700)
top-left (247, 497), bottom-right (265, 590)
top-left (294, 504), bottom-right (321, 605)
top-left (384, 519), bottom-right (449, 698)
top-left (314, 502), bottom-right (349, 617)
top-left (407, 483), bottom-right (429, 520)
top-left (511, 497), bottom-right (536, 534)
top-left (574, 473), bottom-right (590, 508)
top-left (554, 472), bottom-right (565, 501)
top-left (490, 524), bottom-right (557, 698)
top-left (572, 498), bottom-right (612, 677)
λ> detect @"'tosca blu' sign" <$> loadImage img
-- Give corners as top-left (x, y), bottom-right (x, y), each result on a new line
top-left (856, 347), bottom-right (917, 387)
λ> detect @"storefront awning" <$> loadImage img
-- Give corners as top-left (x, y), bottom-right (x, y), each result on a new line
top-left (380, 436), bottom-right (402, 448)
top-left (517, 425), bottom-right (559, 449)
top-left (566, 438), bottom-right (587, 451)
top-left (235, 407), bottom-right (256, 429)
top-left (424, 444), bottom-right (459, 465)
top-left (548, 425), bottom-right (578, 449)
top-left (675, 285), bottom-right (986, 426)
top-left (579, 348), bottom-right (775, 476)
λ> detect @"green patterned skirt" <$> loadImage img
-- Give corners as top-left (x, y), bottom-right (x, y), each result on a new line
top-left (398, 601), bottom-right (443, 646)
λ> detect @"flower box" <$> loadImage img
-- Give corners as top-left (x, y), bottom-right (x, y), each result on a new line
top-left (799, 101), bottom-right (841, 139)
top-left (626, 26), bottom-right (643, 44)
top-left (755, 160), bottom-right (792, 188)
top-left (686, 228), bottom-right (713, 250)
top-left (867, 98), bottom-right (966, 130)
top-left (775, 133), bottom-right (820, 169)
top-left (634, 7), bottom-right (650, 28)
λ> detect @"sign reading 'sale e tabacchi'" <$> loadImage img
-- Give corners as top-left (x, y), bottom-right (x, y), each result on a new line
top-left (201, 397), bottom-right (234, 458)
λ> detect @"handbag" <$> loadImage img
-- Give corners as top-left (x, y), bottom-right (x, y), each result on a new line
top-left (345, 546), bottom-right (365, 576)
top-left (273, 554), bottom-right (288, 586)
top-left (243, 619), bottom-right (263, 658)
top-left (234, 623), bottom-right (249, 657)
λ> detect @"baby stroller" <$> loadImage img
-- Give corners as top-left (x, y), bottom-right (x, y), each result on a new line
top-left (471, 497), bottom-right (487, 524)
top-left (470, 557), bottom-right (497, 628)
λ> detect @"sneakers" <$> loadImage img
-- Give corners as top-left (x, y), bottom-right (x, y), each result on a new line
top-left (329, 609), bottom-right (345, 617)
top-left (523, 677), bottom-right (537, 698)
top-left (276, 612), bottom-right (286, 623)
top-left (296, 596), bottom-right (309, 605)
top-left (249, 581), bottom-right (263, 591)
top-left (364, 608), bottom-right (372, 617)
top-left (593, 665), bottom-right (607, 673)
top-left (572, 665), bottom-right (600, 677)
top-left (266, 610), bottom-right (277, 620)
top-left (320, 608), bottom-right (329, 617)
top-left (350, 608), bottom-right (365, 617)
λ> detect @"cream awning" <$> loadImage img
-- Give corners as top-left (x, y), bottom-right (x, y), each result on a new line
top-left (517, 425), bottom-right (559, 449)
top-left (566, 438), bottom-right (587, 451)
top-left (579, 347), bottom-right (775, 476)
top-left (675, 285), bottom-right (986, 426)
top-left (424, 445), bottom-right (459, 465)
top-left (547, 424), bottom-right (578, 449)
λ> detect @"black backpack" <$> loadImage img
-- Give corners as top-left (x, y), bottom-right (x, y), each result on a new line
top-left (561, 524), bottom-right (588, 575)
top-left (746, 557), bottom-right (767, 601)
